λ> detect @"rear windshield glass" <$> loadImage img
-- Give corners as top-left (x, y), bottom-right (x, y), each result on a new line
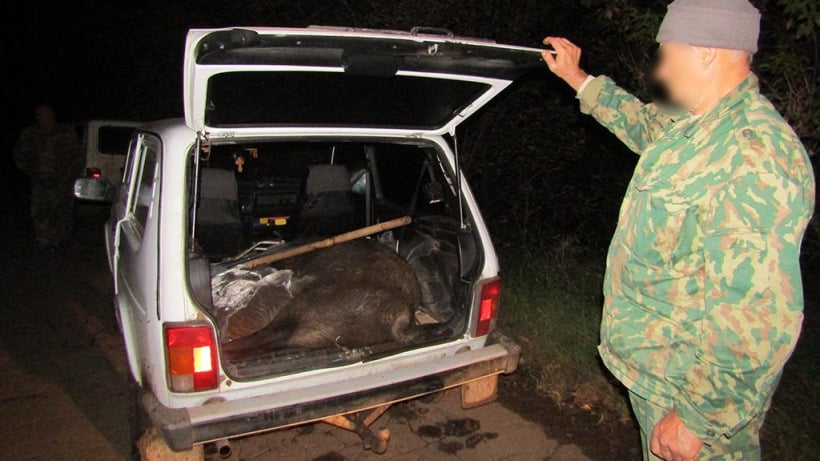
top-left (205, 72), bottom-right (489, 129)
top-left (98, 126), bottom-right (135, 156)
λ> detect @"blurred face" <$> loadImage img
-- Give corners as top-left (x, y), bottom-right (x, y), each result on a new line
top-left (34, 105), bottom-right (57, 129)
top-left (654, 42), bottom-right (712, 112)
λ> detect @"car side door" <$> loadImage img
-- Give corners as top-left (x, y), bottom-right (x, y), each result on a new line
top-left (106, 136), bottom-right (138, 273)
top-left (113, 133), bottom-right (161, 384)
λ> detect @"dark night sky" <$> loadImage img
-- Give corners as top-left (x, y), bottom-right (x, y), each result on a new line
top-left (6, 2), bottom-right (216, 128)
top-left (3, 1), bottom-right (571, 132)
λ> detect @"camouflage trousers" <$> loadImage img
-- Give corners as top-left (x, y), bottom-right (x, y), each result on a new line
top-left (629, 391), bottom-right (764, 461)
top-left (30, 181), bottom-right (74, 248)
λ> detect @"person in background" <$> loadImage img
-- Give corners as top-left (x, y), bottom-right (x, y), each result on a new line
top-left (14, 103), bottom-right (83, 251)
top-left (542, 0), bottom-right (815, 459)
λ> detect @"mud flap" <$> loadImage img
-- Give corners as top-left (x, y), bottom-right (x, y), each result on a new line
top-left (138, 427), bottom-right (204, 461)
top-left (460, 374), bottom-right (499, 409)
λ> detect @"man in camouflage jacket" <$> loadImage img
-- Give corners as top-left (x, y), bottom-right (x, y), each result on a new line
top-left (542, 1), bottom-right (815, 460)
top-left (14, 104), bottom-right (83, 250)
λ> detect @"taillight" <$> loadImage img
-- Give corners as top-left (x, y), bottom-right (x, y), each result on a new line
top-left (86, 167), bottom-right (102, 179)
top-left (475, 278), bottom-right (501, 337)
top-left (164, 325), bottom-right (218, 392)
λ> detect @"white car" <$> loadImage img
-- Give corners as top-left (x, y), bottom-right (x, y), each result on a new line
top-left (74, 120), bottom-right (142, 201)
top-left (76, 26), bottom-right (543, 454)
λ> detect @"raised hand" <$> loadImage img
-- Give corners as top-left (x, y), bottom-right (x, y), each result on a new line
top-left (542, 37), bottom-right (590, 92)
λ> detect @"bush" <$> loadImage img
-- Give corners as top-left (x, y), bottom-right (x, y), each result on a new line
top-left (498, 248), bottom-right (631, 419)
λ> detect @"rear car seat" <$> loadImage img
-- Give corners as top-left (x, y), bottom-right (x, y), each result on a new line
top-left (196, 168), bottom-right (244, 258)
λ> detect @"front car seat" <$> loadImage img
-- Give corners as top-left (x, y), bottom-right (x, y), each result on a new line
top-left (298, 164), bottom-right (357, 235)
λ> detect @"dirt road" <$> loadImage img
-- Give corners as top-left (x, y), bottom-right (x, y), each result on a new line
top-left (0, 210), bottom-right (594, 461)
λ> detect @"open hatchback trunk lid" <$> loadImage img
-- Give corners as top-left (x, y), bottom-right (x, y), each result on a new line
top-left (184, 27), bottom-right (545, 136)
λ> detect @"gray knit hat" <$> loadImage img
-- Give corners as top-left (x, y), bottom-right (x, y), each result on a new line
top-left (656, 0), bottom-right (761, 53)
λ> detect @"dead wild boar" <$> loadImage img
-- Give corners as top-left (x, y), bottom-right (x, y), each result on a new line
top-left (222, 239), bottom-right (446, 354)
top-left (212, 267), bottom-right (297, 341)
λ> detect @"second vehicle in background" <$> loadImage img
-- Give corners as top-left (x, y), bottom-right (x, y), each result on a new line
top-left (74, 120), bottom-right (142, 201)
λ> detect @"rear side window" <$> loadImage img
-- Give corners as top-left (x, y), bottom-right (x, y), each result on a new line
top-left (131, 135), bottom-right (160, 231)
top-left (377, 150), bottom-right (426, 207)
top-left (98, 126), bottom-right (136, 156)
top-left (375, 146), bottom-right (453, 218)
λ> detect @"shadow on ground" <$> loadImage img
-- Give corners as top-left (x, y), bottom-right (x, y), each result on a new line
top-left (0, 206), bottom-right (137, 460)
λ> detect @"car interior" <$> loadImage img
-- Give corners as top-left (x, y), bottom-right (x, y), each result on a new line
top-left (187, 140), bottom-right (482, 379)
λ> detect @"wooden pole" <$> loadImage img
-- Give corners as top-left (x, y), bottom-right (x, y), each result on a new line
top-left (241, 216), bottom-right (412, 269)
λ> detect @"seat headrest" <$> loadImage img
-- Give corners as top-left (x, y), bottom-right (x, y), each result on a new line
top-left (306, 165), bottom-right (351, 195)
top-left (200, 168), bottom-right (238, 201)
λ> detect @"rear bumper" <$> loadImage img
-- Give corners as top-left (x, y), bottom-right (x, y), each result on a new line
top-left (143, 331), bottom-right (520, 451)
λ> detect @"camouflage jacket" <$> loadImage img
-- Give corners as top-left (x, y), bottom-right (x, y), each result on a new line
top-left (13, 123), bottom-right (83, 183)
top-left (579, 73), bottom-right (815, 442)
